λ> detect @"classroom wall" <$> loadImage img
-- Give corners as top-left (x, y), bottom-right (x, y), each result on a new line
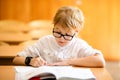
top-left (0, 0), bottom-right (120, 61)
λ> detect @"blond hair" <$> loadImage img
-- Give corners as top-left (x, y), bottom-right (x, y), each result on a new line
top-left (53, 6), bottom-right (84, 30)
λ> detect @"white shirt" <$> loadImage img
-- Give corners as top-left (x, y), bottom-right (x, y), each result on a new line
top-left (18, 35), bottom-right (102, 63)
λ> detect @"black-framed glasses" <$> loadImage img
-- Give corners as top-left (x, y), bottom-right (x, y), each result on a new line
top-left (53, 30), bottom-right (75, 41)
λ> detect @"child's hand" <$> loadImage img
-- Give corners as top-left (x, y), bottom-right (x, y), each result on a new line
top-left (30, 57), bottom-right (47, 67)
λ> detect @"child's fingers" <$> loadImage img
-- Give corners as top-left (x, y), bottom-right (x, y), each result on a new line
top-left (38, 57), bottom-right (47, 65)
top-left (30, 57), bottom-right (47, 67)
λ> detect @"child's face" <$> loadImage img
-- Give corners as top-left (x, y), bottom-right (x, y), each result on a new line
top-left (53, 25), bottom-right (77, 47)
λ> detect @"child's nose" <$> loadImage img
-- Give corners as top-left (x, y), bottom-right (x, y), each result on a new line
top-left (59, 36), bottom-right (65, 41)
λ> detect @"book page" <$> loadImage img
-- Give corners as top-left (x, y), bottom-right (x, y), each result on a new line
top-left (15, 66), bottom-right (72, 80)
top-left (14, 66), bottom-right (96, 80)
top-left (55, 68), bottom-right (96, 80)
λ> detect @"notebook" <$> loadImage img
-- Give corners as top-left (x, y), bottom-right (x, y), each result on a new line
top-left (14, 66), bottom-right (96, 80)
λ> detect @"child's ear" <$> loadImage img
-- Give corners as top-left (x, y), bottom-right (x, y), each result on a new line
top-left (75, 29), bottom-right (79, 34)
top-left (74, 29), bottom-right (80, 36)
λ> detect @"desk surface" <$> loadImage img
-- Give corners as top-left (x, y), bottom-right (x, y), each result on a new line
top-left (0, 33), bottom-right (32, 43)
top-left (0, 46), bottom-right (24, 58)
top-left (0, 66), bottom-right (113, 80)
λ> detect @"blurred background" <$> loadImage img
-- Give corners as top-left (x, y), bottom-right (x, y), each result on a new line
top-left (0, 0), bottom-right (120, 80)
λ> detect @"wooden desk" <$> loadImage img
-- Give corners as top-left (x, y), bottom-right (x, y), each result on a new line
top-left (0, 20), bottom-right (32, 33)
top-left (0, 66), bottom-right (15, 80)
top-left (90, 68), bottom-right (113, 80)
top-left (0, 33), bottom-right (32, 44)
top-left (0, 66), bottom-right (113, 80)
top-left (0, 45), bottom-right (24, 58)
top-left (0, 46), bottom-right (24, 65)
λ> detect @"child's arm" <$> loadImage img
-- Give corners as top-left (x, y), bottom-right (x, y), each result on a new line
top-left (68, 53), bottom-right (105, 67)
top-left (13, 56), bottom-right (47, 67)
top-left (48, 54), bottom-right (105, 67)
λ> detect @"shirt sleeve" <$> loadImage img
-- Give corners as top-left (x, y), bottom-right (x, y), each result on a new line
top-left (17, 44), bottom-right (40, 57)
top-left (77, 39), bottom-right (103, 57)
top-left (17, 38), bottom-right (44, 57)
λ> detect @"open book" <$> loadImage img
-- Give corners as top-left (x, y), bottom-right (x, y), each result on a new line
top-left (14, 66), bottom-right (96, 80)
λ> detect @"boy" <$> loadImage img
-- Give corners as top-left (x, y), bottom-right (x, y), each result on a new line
top-left (13, 6), bottom-right (105, 67)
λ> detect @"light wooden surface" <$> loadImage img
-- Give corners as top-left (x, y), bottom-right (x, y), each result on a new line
top-left (0, 45), bottom-right (24, 58)
top-left (0, 20), bottom-right (32, 32)
top-left (0, 66), bottom-right (113, 80)
top-left (28, 30), bottom-right (51, 39)
top-left (0, 33), bottom-right (32, 43)
top-left (0, 66), bottom-right (15, 80)
top-left (19, 40), bottom-right (37, 48)
top-left (27, 20), bottom-right (52, 29)
top-left (0, 41), bottom-right (10, 46)
top-left (90, 68), bottom-right (113, 80)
